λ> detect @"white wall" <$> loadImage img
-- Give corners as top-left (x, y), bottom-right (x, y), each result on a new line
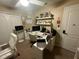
top-left (0, 12), bottom-right (22, 45)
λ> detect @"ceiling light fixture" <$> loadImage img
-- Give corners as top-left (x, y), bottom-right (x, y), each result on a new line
top-left (20, 0), bottom-right (29, 6)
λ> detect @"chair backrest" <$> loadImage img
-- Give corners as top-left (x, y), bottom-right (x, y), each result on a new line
top-left (9, 33), bottom-right (17, 50)
top-left (29, 34), bottom-right (37, 42)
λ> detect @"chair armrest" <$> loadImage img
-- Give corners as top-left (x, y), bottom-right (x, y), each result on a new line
top-left (0, 43), bottom-right (9, 50)
top-left (0, 43), bottom-right (7, 47)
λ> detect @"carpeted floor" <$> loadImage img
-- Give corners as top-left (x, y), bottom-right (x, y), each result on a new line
top-left (14, 40), bottom-right (75, 59)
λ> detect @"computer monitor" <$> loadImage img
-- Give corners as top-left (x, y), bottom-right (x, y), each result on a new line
top-left (41, 27), bottom-right (46, 32)
top-left (15, 25), bottom-right (23, 31)
top-left (32, 25), bottom-right (40, 31)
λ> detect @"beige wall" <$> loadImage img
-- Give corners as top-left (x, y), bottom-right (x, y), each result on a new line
top-left (0, 4), bottom-right (35, 30)
top-left (34, 0), bottom-right (79, 50)
top-left (0, 0), bottom-right (79, 46)
top-left (0, 0), bottom-right (79, 30)
top-left (35, 0), bottom-right (79, 30)
top-left (52, 0), bottom-right (79, 47)
top-left (21, 16), bottom-right (35, 31)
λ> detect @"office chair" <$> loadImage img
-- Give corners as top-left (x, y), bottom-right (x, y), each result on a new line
top-left (29, 34), bottom-right (37, 47)
top-left (0, 33), bottom-right (17, 59)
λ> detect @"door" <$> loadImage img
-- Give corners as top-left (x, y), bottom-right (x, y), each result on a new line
top-left (0, 13), bottom-right (22, 45)
top-left (0, 13), bottom-right (11, 44)
top-left (61, 4), bottom-right (79, 52)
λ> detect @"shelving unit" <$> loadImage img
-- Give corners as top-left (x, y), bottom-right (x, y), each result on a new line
top-left (35, 12), bottom-right (54, 32)
top-left (36, 17), bottom-right (53, 20)
top-left (36, 17), bottom-right (54, 26)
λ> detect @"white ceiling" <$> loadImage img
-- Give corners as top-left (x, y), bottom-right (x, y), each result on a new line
top-left (0, 0), bottom-right (62, 16)
top-left (0, 0), bottom-right (19, 7)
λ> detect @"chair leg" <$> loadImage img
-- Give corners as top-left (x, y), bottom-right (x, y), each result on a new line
top-left (30, 41), bottom-right (36, 47)
top-left (9, 53), bottom-right (20, 59)
top-left (17, 53), bottom-right (20, 56)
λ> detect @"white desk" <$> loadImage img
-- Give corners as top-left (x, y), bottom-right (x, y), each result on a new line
top-left (28, 31), bottom-right (47, 59)
top-left (29, 31), bottom-right (48, 45)
top-left (29, 31), bottom-right (48, 50)
top-left (29, 31), bottom-right (55, 59)
top-left (32, 37), bottom-right (55, 59)
top-left (28, 31), bottom-right (43, 36)
top-left (29, 31), bottom-right (50, 49)
top-left (33, 34), bottom-right (48, 51)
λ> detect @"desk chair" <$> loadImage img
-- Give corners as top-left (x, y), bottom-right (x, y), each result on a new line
top-left (29, 34), bottom-right (37, 47)
top-left (0, 33), bottom-right (17, 59)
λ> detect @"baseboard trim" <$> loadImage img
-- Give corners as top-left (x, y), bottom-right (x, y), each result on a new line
top-left (54, 45), bottom-right (75, 54)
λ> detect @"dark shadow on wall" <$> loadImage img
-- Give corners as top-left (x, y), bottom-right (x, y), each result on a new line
top-left (43, 30), bottom-right (63, 59)
top-left (53, 0), bottom-right (68, 7)
top-left (55, 31), bottom-right (62, 47)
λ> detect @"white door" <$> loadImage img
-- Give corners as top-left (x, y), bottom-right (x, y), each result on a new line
top-left (61, 4), bottom-right (79, 52)
top-left (0, 13), bottom-right (11, 44)
top-left (0, 13), bottom-right (22, 45)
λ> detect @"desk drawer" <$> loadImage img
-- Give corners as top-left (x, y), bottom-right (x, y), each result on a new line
top-left (32, 46), bottom-right (43, 59)
top-left (32, 46), bottom-right (43, 54)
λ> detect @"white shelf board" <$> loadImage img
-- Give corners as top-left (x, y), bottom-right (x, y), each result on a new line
top-left (36, 17), bottom-right (53, 20)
